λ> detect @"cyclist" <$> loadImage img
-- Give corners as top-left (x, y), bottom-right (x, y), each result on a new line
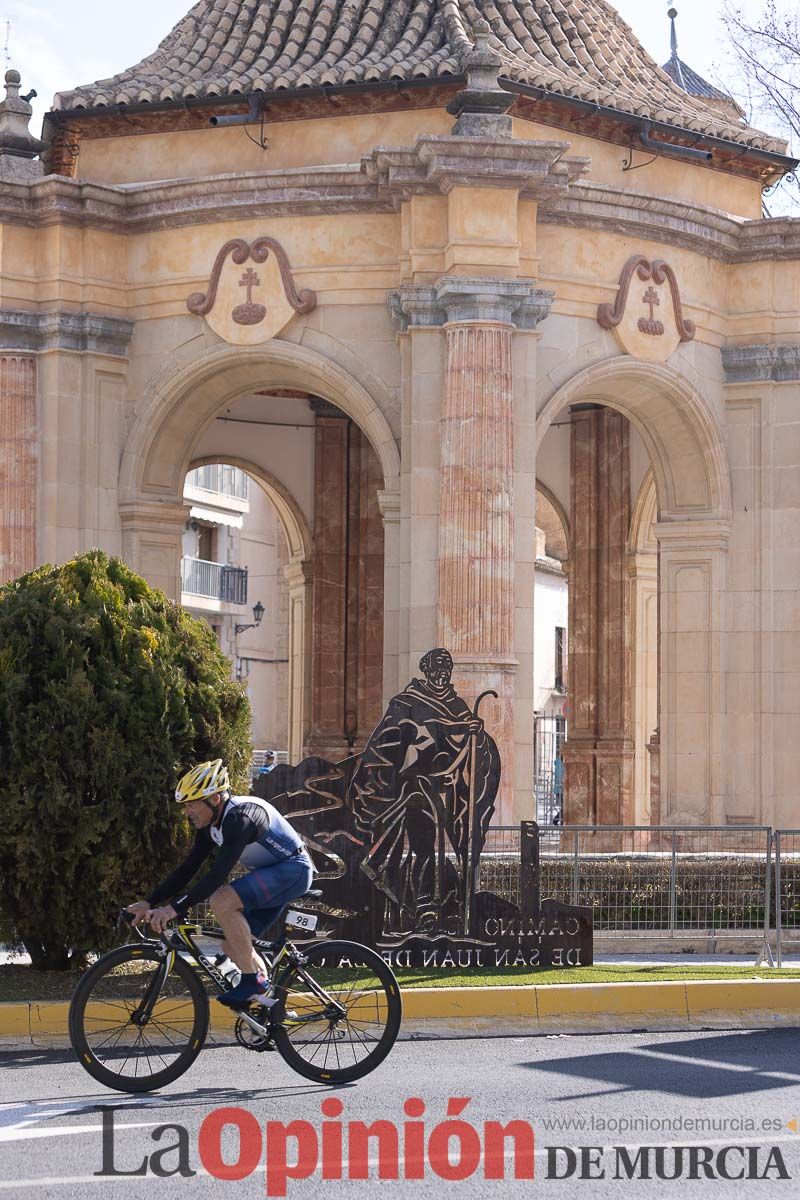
top-left (126, 759), bottom-right (314, 1009)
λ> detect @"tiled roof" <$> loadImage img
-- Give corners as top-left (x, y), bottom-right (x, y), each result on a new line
top-left (662, 55), bottom-right (728, 103)
top-left (53, 0), bottom-right (783, 153)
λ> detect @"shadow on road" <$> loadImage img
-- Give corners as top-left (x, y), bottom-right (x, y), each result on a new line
top-left (518, 1030), bottom-right (800, 1100)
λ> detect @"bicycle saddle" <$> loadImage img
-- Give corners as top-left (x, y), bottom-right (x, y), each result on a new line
top-left (300, 888), bottom-right (322, 898)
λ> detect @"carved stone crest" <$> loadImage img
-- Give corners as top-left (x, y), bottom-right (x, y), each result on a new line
top-left (597, 255), bottom-right (695, 362)
top-left (187, 237), bottom-right (316, 346)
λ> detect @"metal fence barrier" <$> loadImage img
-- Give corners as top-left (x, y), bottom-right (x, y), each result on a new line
top-left (192, 822), bottom-right (799, 966)
top-left (774, 829), bottom-right (800, 967)
top-left (480, 824), bottom-right (775, 963)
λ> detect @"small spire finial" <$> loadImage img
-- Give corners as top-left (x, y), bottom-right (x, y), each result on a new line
top-left (0, 65), bottom-right (44, 180)
top-left (668, 7), bottom-right (679, 59)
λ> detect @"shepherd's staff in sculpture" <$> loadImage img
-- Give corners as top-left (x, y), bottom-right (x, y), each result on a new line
top-left (463, 689), bottom-right (498, 936)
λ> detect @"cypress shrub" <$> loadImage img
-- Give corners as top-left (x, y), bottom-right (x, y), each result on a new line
top-left (0, 551), bottom-right (251, 969)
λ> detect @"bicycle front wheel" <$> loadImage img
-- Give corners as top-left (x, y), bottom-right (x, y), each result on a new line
top-left (69, 943), bottom-right (209, 1093)
top-left (271, 939), bottom-right (402, 1083)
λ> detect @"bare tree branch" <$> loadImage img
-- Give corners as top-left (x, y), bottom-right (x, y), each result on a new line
top-left (722, 1), bottom-right (800, 213)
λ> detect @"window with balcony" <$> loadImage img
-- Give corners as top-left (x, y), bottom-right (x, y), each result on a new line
top-left (181, 558), bottom-right (248, 605)
top-left (185, 464), bottom-right (249, 500)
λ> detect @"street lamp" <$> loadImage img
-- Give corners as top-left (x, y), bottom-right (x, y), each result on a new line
top-left (235, 600), bottom-right (265, 637)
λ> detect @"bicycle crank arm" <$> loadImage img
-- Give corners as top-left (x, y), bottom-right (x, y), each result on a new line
top-left (236, 1010), bottom-right (270, 1039)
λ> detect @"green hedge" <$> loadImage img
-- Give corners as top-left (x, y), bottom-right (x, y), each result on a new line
top-left (0, 551), bottom-right (251, 969)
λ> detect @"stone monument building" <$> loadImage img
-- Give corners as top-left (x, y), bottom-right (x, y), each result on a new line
top-left (1, 1), bottom-right (798, 827)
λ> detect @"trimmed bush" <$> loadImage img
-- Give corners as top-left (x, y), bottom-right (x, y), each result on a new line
top-left (0, 551), bottom-right (251, 969)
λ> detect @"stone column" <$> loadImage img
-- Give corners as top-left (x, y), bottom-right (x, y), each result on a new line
top-left (119, 499), bottom-right (190, 599)
top-left (378, 487), bottom-right (401, 705)
top-left (655, 520), bottom-right (729, 825)
top-left (308, 412), bottom-right (350, 760)
top-left (628, 548), bottom-right (659, 823)
top-left (563, 406), bottom-right (634, 825)
top-left (307, 408), bottom-right (385, 760)
top-left (391, 278), bottom-right (552, 822)
top-left (436, 278), bottom-right (551, 823)
top-left (283, 557), bottom-right (312, 765)
top-left (0, 354), bottom-right (37, 584)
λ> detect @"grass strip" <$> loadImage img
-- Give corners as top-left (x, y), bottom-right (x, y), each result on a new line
top-left (3, 962), bottom-right (800, 1002)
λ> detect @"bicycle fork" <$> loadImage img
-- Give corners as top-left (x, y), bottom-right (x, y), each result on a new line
top-left (130, 950), bottom-right (175, 1027)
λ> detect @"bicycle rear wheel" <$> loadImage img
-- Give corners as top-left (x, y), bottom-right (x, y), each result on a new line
top-left (271, 939), bottom-right (401, 1083)
top-left (69, 944), bottom-right (209, 1093)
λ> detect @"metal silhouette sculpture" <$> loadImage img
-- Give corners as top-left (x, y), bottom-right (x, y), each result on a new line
top-left (351, 648), bottom-right (499, 938)
top-left (255, 648), bottom-right (592, 968)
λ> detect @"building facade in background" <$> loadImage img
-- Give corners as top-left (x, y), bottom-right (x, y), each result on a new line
top-left (1, 1), bottom-right (798, 827)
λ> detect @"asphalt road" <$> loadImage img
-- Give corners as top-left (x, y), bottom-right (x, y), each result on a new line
top-left (2, 1029), bottom-right (800, 1198)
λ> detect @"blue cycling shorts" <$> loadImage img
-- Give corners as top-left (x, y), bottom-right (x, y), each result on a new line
top-left (230, 857), bottom-right (314, 938)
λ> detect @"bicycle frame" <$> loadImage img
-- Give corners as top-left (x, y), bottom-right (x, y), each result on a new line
top-left (120, 913), bottom-right (345, 1034)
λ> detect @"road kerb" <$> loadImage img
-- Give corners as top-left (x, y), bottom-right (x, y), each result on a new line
top-left (3, 979), bottom-right (800, 1045)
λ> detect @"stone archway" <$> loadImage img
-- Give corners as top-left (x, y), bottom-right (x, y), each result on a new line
top-left (120, 340), bottom-right (400, 508)
top-left (189, 455), bottom-right (312, 765)
top-left (119, 338), bottom-right (401, 763)
top-left (536, 358), bottom-right (733, 826)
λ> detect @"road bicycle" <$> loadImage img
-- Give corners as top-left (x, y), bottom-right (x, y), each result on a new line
top-left (69, 889), bottom-right (402, 1093)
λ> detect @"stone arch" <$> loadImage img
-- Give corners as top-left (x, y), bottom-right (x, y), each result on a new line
top-left (120, 339), bottom-right (400, 506)
top-left (537, 359), bottom-right (731, 826)
top-left (185, 454), bottom-right (312, 766)
top-left (536, 358), bottom-right (732, 524)
top-left (188, 454), bottom-right (311, 563)
top-left (629, 468), bottom-right (658, 555)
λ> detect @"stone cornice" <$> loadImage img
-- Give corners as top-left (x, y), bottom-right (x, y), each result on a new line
top-left (389, 278), bottom-right (554, 331)
top-left (540, 180), bottom-right (800, 264)
top-left (0, 308), bottom-right (134, 356)
top-left (363, 136), bottom-right (589, 205)
top-left (722, 344), bottom-right (800, 383)
top-left (1, 169), bottom-right (798, 268)
top-left (0, 166), bottom-right (390, 233)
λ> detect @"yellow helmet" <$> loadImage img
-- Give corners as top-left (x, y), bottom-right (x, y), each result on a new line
top-left (175, 759), bottom-right (230, 804)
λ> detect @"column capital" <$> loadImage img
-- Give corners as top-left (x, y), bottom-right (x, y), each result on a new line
top-left (654, 518), bottom-right (732, 551)
top-left (118, 498), bottom-right (189, 535)
top-left (283, 557), bottom-right (313, 592)
top-left (377, 488), bottom-right (401, 526)
top-left (389, 278), bottom-right (554, 331)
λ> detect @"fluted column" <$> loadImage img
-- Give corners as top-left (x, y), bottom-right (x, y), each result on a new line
top-left (437, 278), bottom-right (552, 821)
top-left (438, 320), bottom-right (516, 818)
top-left (0, 354), bottom-right (37, 584)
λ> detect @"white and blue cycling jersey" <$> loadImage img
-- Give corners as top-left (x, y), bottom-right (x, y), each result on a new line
top-left (148, 795), bottom-right (313, 918)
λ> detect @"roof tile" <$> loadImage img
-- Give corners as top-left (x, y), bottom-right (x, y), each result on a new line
top-left (53, 0), bottom-right (784, 154)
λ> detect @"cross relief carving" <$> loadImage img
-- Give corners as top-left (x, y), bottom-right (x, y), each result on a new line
top-left (639, 286), bottom-right (664, 337)
top-left (597, 256), bottom-right (695, 345)
top-left (186, 237), bottom-right (316, 328)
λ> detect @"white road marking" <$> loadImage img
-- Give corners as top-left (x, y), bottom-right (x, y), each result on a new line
top-left (0, 1121), bottom-right (160, 1143)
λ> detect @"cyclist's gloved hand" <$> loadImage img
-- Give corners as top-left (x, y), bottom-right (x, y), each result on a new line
top-left (147, 905), bottom-right (177, 934)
